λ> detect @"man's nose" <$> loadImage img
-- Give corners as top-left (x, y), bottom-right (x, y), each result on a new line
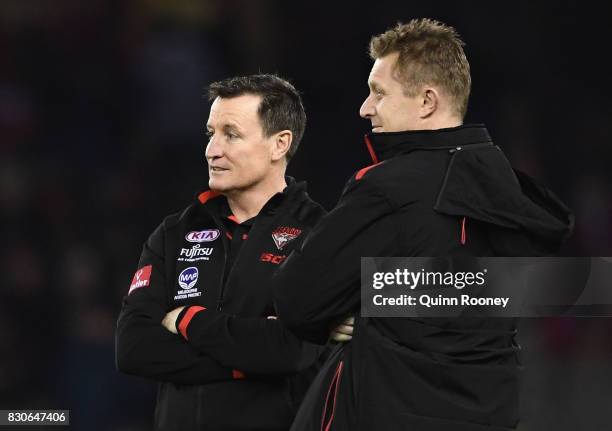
top-left (359, 94), bottom-right (375, 119)
top-left (205, 136), bottom-right (223, 160)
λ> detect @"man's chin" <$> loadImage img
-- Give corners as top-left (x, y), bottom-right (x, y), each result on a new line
top-left (208, 179), bottom-right (243, 195)
top-left (208, 180), bottom-right (230, 193)
top-left (209, 178), bottom-right (264, 196)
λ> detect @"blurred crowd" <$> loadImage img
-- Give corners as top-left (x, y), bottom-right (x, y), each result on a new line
top-left (0, 1), bottom-right (610, 429)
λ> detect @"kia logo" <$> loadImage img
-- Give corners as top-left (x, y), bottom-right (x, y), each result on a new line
top-left (185, 229), bottom-right (220, 243)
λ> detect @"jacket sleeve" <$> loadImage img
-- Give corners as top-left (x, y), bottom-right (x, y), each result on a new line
top-left (175, 306), bottom-right (325, 375)
top-left (272, 175), bottom-right (399, 344)
top-left (115, 223), bottom-right (234, 385)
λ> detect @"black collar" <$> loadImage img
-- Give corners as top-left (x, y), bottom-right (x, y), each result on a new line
top-left (197, 176), bottom-right (307, 219)
top-left (259, 176), bottom-right (307, 215)
top-left (365, 124), bottom-right (493, 163)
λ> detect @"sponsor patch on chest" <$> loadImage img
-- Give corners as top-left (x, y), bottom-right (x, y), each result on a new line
top-left (272, 226), bottom-right (302, 250)
top-left (260, 252), bottom-right (287, 264)
top-left (177, 244), bottom-right (214, 262)
top-left (185, 229), bottom-right (220, 243)
top-left (174, 266), bottom-right (203, 301)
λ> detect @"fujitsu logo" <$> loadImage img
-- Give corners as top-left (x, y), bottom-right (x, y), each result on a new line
top-left (185, 229), bottom-right (220, 243)
top-left (179, 244), bottom-right (213, 259)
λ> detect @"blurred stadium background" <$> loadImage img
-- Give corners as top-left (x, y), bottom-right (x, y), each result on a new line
top-left (1, 0), bottom-right (611, 429)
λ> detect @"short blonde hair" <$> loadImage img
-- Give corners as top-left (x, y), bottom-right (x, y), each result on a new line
top-left (369, 18), bottom-right (471, 119)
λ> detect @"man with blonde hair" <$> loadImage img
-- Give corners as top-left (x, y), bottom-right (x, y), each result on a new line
top-left (273, 19), bottom-right (572, 430)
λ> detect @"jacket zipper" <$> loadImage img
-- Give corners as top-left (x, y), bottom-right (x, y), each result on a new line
top-left (215, 210), bottom-right (276, 311)
top-left (209, 211), bottom-right (231, 312)
top-left (216, 232), bottom-right (229, 311)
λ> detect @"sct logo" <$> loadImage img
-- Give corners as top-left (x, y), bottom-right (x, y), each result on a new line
top-left (178, 267), bottom-right (199, 289)
top-left (260, 253), bottom-right (287, 265)
top-left (186, 229), bottom-right (220, 243)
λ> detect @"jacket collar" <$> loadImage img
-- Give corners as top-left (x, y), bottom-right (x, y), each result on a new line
top-left (196, 176), bottom-right (307, 216)
top-left (260, 176), bottom-right (307, 214)
top-left (364, 124), bottom-right (493, 163)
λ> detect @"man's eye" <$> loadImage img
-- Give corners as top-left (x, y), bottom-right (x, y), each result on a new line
top-left (205, 130), bottom-right (213, 138)
top-left (227, 132), bottom-right (239, 139)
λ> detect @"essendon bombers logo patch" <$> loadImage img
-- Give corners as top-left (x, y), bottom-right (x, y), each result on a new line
top-left (272, 226), bottom-right (302, 250)
top-left (128, 265), bottom-right (152, 295)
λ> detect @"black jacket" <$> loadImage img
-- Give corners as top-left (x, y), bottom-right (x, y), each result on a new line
top-left (273, 125), bottom-right (573, 431)
top-left (116, 179), bottom-right (327, 431)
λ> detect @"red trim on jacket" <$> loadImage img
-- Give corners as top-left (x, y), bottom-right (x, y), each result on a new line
top-left (461, 217), bottom-right (467, 245)
top-left (355, 162), bottom-right (382, 180)
top-left (364, 134), bottom-right (379, 164)
top-left (198, 190), bottom-right (220, 204)
top-left (228, 215), bottom-right (239, 224)
top-left (325, 361), bottom-right (344, 431)
top-left (178, 306), bottom-right (206, 340)
top-left (321, 360), bottom-right (344, 431)
top-left (232, 369), bottom-right (246, 380)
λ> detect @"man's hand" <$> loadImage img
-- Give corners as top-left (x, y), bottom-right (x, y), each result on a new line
top-left (330, 316), bottom-right (354, 342)
top-left (162, 306), bottom-right (186, 334)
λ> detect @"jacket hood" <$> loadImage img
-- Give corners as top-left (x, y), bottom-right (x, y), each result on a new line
top-left (433, 143), bottom-right (574, 250)
top-left (365, 124), bottom-right (573, 250)
top-left (365, 124), bottom-right (492, 163)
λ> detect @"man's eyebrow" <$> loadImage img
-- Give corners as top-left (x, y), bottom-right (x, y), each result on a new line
top-left (206, 121), bottom-right (242, 132)
top-left (368, 80), bottom-right (382, 92)
top-left (222, 123), bottom-right (242, 133)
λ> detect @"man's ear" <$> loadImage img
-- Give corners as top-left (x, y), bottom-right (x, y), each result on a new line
top-left (271, 130), bottom-right (292, 162)
top-left (420, 87), bottom-right (439, 119)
